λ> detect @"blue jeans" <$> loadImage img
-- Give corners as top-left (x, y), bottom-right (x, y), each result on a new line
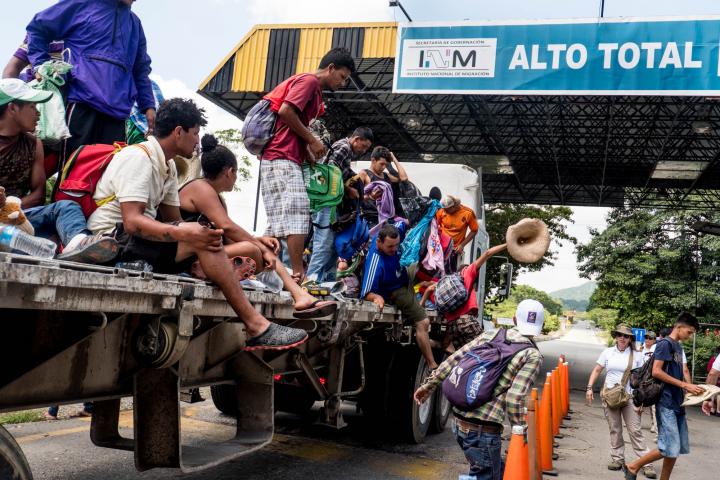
top-left (25, 200), bottom-right (89, 246)
top-left (453, 420), bottom-right (504, 480)
top-left (656, 405), bottom-right (689, 458)
top-left (48, 403), bottom-right (93, 417)
top-left (306, 207), bottom-right (336, 283)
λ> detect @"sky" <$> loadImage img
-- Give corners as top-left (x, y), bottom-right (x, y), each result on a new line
top-left (3, 0), bottom-right (719, 292)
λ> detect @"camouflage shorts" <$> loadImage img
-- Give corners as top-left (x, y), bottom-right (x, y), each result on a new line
top-left (448, 315), bottom-right (483, 349)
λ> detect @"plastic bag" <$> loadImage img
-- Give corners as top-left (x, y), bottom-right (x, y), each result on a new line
top-left (30, 60), bottom-right (73, 145)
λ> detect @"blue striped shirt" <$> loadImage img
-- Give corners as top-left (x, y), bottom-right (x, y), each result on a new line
top-left (361, 221), bottom-right (408, 299)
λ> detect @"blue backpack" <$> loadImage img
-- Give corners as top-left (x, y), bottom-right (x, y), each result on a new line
top-left (334, 204), bottom-right (369, 261)
top-left (441, 328), bottom-right (534, 411)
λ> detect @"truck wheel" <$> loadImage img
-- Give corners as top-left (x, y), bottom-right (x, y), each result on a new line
top-left (391, 348), bottom-right (434, 444)
top-left (274, 384), bottom-right (316, 415)
top-left (210, 384), bottom-right (237, 416)
top-left (0, 425), bottom-right (33, 480)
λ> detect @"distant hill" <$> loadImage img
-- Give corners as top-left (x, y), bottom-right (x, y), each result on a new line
top-left (549, 281), bottom-right (597, 312)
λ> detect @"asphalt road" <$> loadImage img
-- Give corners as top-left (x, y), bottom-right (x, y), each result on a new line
top-left (7, 322), bottom-right (612, 480)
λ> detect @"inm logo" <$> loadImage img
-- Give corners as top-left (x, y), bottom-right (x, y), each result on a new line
top-left (418, 49), bottom-right (477, 69)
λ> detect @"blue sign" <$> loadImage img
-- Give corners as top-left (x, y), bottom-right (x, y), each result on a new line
top-left (393, 17), bottom-right (720, 95)
top-left (632, 328), bottom-right (646, 344)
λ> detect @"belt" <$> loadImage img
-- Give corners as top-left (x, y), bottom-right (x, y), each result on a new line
top-left (454, 417), bottom-right (503, 434)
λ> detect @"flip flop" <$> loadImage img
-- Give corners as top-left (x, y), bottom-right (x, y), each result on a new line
top-left (293, 300), bottom-right (338, 319)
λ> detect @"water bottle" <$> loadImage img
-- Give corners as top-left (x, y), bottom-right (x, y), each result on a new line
top-left (0, 225), bottom-right (57, 258)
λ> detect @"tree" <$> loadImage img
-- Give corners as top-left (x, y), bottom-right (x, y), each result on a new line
top-left (211, 128), bottom-right (253, 188)
top-left (487, 284), bottom-right (563, 334)
top-left (577, 207), bottom-right (720, 333)
top-left (484, 203), bottom-right (576, 303)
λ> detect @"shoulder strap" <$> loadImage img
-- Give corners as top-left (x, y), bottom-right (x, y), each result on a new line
top-left (96, 143), bottom-right (152, 208)
top-left (621, 348), bottom-right (634, 388)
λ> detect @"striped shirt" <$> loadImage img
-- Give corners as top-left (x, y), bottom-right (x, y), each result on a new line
top-left (422, 327), bottom-right (542, 427)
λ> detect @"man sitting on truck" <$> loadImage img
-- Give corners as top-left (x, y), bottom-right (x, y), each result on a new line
top-left (86, 98), bottom-right (309, 351)
top-left (0, 78), bottom-right (118, 264)
top-left (414, 300), bottom-right (544, 480)
top-left (361, 222), bottom-right (438, 370)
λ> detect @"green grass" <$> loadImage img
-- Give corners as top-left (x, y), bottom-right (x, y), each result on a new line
top-left (0, 410), bottom-right (45, 425)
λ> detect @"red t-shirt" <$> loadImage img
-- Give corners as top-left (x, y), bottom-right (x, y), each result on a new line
top-left (444, 263), bottom-right (479, 322)
top-left (261, 74), bottom-right (324, 165)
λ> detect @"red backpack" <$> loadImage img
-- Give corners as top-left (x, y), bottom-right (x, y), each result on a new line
top-left (54, 142), bottom-right (150, 218)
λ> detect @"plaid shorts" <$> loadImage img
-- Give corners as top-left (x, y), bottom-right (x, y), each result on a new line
top-left (261, 159), bottom-right (310, 237)
top-left (449, 315), bottom-right (484, 349)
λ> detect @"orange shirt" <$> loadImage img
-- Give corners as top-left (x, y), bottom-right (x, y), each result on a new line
top-left (435, 205), bottom-right (479, 245)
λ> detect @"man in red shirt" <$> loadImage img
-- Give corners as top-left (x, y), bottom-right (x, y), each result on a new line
top-left (260, 48), bottom-right (356, 281)
top-left (442, 243), bottom-right (507, 350)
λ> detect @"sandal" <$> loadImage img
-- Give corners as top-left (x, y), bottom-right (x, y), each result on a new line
top-left (230, 256), bottom-right (257, 280)
top-left (293, 300), bottom-right (338, 319)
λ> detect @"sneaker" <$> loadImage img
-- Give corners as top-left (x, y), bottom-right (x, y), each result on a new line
top-left (643, 465), bottom-right (657, 479)
top-left (244, 323), bottom-right (308, 351)
top-left (621, 464), bottom-right (638, 480)
top-left (608, 460), bottom-right (624, 471)
top-left (56, 234), bottom-right (118, 264)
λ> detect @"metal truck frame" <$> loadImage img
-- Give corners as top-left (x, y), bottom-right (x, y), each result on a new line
top-left (0, 171), bottom-right (498, 479)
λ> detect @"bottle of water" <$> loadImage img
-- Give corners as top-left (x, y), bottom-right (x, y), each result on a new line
top-left (0, 225), bottom-right (57, 258)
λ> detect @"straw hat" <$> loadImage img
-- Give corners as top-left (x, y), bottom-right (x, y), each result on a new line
top-left (681, 384), bottom-right (720, 407)
top-left (505, 218), bottom-right (551, 264)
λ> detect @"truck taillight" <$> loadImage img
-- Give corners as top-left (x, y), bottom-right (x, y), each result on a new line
top-left (273, 374), bottom-right (282, 381)
top-left (319, 377), bottom-right (326, 385)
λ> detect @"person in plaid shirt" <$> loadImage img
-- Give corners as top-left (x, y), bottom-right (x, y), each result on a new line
top-left (305, 127), bottom-right (373, 283)
top-left (414, 299), bottom-right (544, 480)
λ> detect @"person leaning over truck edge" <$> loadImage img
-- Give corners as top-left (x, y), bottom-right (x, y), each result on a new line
top-left (0, 78), bottom-right (118, 264)
top-left (178, 133), bottom-right (337, 319)
top-left (623, 312), bottom-right (706, 480)
top-left (442, 243), bottom-right (508, 352)
top-left (414, 300), bottom-right (544, 480)
top-left (305, 126), bottom-right (373, 284)
top-left (260, 47), bottom-right (355, 284)
top-left (26, 0), bottom-right (156, 163)
top-left (361, 221), bottom-right (438, 370)
top-left (86, 98), bottom-right (308, 351)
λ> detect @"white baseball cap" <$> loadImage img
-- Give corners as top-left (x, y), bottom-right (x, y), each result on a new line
top-left (515, 299), bottom-right (545, 337)
top-left (0, 78), bottom-right (52, 107)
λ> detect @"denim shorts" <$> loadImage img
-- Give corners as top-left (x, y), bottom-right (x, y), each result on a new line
top-left (656, 404), bottom-right (689, 458)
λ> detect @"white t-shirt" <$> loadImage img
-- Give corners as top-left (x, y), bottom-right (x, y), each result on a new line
top-left (88, 137), bottom-right (180, 234)
top-left (597, 346), bottom-right (644, 393)
top-left (712, 355), bottom-right (720, 373)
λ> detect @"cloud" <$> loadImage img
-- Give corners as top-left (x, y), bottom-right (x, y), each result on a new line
top-left (244, 0), bottom-right (395, 24)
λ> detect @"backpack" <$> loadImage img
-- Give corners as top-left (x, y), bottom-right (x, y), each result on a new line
top-left (54, 143), bottom-right (150, 218)
top-left (242, 74), bottom-right (322, 156)
top-left (435, 272), bottom-right (469, 314)
top-left (303, 163), bottom-right (344, 215)
top-left (442, 328), bottom-right (534, 411)
top-left (630, 339), bottom-right (671, 407)
top-left (334, 203), bottom-right (369, 261)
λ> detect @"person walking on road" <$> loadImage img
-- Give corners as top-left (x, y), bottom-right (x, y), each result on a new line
top-left (640, 330), bottom-right (658, 436)
top-left (586, 324), bottom-right (657, 478)
top-left (413, 299), bottom-right (544, 480)
top-left (623, 312), bottom-right (706, 480)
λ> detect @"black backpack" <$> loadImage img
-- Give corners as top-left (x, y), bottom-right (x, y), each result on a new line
top-left (630, 339), bottom-right (672, 407)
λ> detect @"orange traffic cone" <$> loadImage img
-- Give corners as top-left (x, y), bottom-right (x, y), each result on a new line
top-left (551, 369), bottom-right (562, 437)
top-left (563, 361), bottom-right (571, 417)
top-left (559, 362), bottom-right (568, 418)
top-left (503, 425), bottom-right (529, 480)
top-left (530, 389), bottom-right (542, 480)
top-left (539, 373), bottom-right (558, 476)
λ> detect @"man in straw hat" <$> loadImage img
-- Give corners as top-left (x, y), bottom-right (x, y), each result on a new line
top-left (623, 312), bottom-right (705, 480)
top-left (436, 194), bottom-right (479, 271)
top-left (413, 299), bottom-right (544, 480)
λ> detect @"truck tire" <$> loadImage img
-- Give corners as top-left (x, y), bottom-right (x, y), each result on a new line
top-left (210, 384), bottom-right (237, 416)
top-left (0, 424), bottom-right (33, 480)
top-left (273, 383), bottom-right (316, 415)
top-left (390, 348), bottom-right (434, 444)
